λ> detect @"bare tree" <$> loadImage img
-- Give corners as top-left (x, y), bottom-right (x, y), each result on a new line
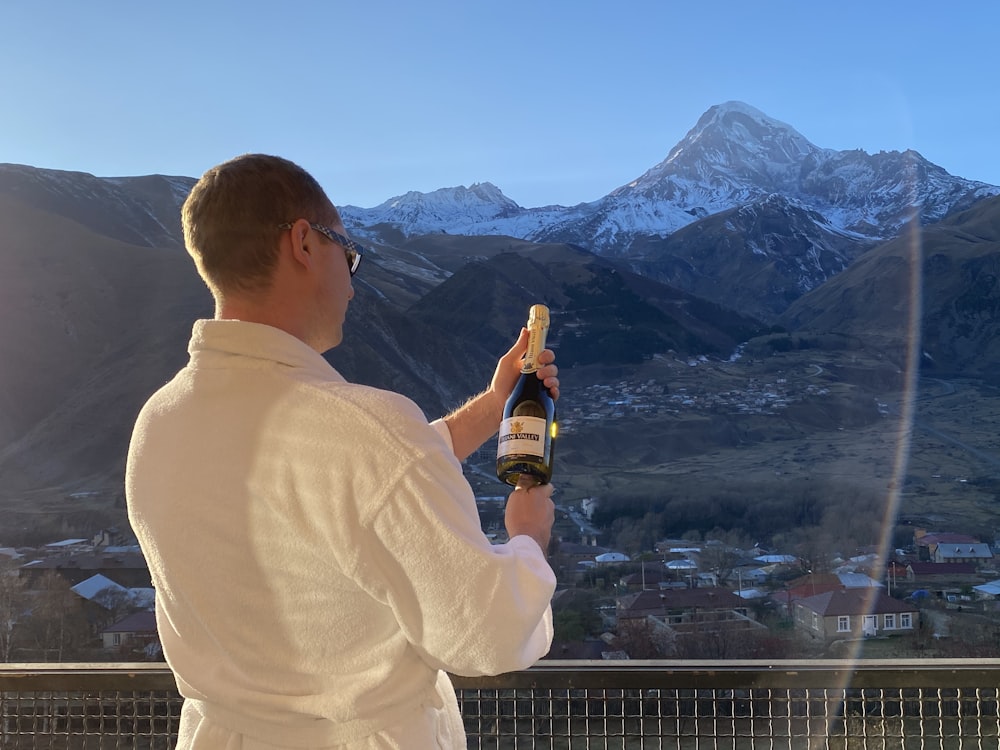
top-left (616, 617), bottom-right (677, 658)
top-left (773, 526), bottom-right (839, 575)
top-left (23, 572), bottom-right (91, 661)
top-left (0, 560), bottom-right (28, 661)
top-left (699, 528), bottom-right (754, 586)
top-left (93, 586), bottom-right (137, 632)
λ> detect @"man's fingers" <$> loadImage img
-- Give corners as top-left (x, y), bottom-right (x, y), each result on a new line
top-left (515, 474), bottom-right (540, 490)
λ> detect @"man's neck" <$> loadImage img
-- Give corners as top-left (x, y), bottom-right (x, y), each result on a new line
top-left (215, 298), bottom-right (334, 354)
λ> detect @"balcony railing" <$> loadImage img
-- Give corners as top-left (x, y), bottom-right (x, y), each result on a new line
top-left (2, 659), bottom-right (999, 748)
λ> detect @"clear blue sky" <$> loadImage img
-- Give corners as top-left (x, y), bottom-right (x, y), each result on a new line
top-left (2, 1), bottom-right (997, 209)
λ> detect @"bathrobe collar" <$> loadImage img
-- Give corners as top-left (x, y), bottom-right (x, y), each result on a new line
top-left (187, 319), bottom-right (347, 383)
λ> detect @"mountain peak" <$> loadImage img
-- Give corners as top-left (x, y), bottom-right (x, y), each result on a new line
top-left (360, 181), bottom-right (518, 213)
top-left (340, 181), bottom-right (526, 236)
top-left (696, 100), bottom-right (775, 128)
top-left (666, 100), bottom-right (818, 170)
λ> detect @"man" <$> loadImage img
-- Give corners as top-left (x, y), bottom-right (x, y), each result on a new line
top-left (126, 154), bottom-right (559, 749)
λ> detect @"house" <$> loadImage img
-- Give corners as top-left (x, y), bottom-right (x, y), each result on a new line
top-left (932, 543), bottom-right (993, 566)
top-left (43, 538), bottom-right (91, 554)
top-left (71, 573), bottom-right (154, 610)
top-left (773, 572), bottom-right (867, 615)
top-left (785, 572), bottom-right (849, 600)
top-left (619, 564), bottom-right (671, 591)
top-left (71, 573), bottom-right (129, 606)
top-left (595, 552), bottom-right (630, 564)
top-left (69, 573), bottom-right (155, 636)
top-left (905, 562), bottom-right (980, 589)
top-left (973, 580), bottom-right (1000, 600)
top-left (913, 529), bottom-right (980, 562)
top-left (793, 589), bottom-right (919, 639)
top-left (779, 571), bottom-right (882, 607)
top-left (885, 561), bottom-right (909, 582)
top-left (735, 587), bottom-right (768, 600)
top-left (19, 550), bottom-right (150, 588)
top-left (554, 541), bottom-right (613, 579)
top-left (101, 610), bottom-right (159, 653)
top-left (837, 572), bottom-right (884, 588)
top-left (654, 541), bottom-right (701, 556)
top-left (618, 587), bottom-right (753, 634)
top-left (754, 554), bottom-right (797, 565)
top-left (732, 564), bottom-right (770, 586)
top-left (665, 559), bottom-right (698, 571)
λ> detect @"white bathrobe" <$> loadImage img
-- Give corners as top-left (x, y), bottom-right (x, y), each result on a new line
top-left (126, 320), bottom-right (556, 749)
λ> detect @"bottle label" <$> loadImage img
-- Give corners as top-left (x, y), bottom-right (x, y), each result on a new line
top-left (521, 306), bottom-right (549, 374)
top-left (497, 416), bottom-right (547, 459)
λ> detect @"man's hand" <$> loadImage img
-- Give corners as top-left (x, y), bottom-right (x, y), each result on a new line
top-left (490, 328), bottom-right (560, 415)
top-left (505, 476), bottom-right (555, 554)
top-left (441, 328), bottom-right (560, 462)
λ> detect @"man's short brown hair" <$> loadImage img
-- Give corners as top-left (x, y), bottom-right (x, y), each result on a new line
top-left (182, 154), bottom-right (340, 296)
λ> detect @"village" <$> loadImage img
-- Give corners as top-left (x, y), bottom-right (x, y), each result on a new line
top-left (558, 367), bottom-right (813, 428)
top-left (0, 529), bottom-right (155, 661)
top-left (5, 517), bottom-right (999, 663)
top-left (539, 520), bottom-right (1000, 660)
top-left (473, 484), bottom-right (1000, 660)
top-left (0, 341), bottom-right (925, 663)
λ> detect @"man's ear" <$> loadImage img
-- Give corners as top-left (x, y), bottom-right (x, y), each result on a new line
top-left (286, 219), bottom-right (314, 270)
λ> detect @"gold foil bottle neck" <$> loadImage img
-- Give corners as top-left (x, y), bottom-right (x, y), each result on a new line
top-left (523, 304), bottom-right (550, 373)
top-left (528, 304), bottom-right (550, 330)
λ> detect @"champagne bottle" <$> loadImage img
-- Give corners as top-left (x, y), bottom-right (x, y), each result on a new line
top-left (496, 304), bottom-right (557, 485)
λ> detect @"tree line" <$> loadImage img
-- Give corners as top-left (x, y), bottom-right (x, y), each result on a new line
top-left (589, 477), bottom-right (900, 558)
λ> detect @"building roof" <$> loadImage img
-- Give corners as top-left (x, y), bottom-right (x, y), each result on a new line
top-left (754, 554), bottom-right (797, 564)
top-left (796, 589), bottom-right (916, 617)
top-left (22, 550), bottom-right (147, 572)
top-left (915, 532), bottom-right (980, 547)
top-left (935, 543), bottom-right (993, 560)
top-left (596, 552), bottom-right (630, 563)
top-left (784, 582), bottom-right (843, 601)
top-left (907, 562), bottom-right (978, 575)
top-left (788, 572), bottom-right (838, 588)
top-left (974, 580), bottom-right (1000, 598)
top-left (557, 542), bottom-right (610, 556)
top-left (71, 574), bottom-right (128, 602)
top-left (103, 610), bottom-right (157, 634)
top-left (783, 572), bottom-right (862, 601)
top-left (837, 572), bottom-right (884, 588)
top-left (46, 539), bottom-right (88, 548)
top-left (666, 559), bottom-right (697, 570)
top-left (71, 575), bottom-right (155, 610)
top-left (619, 587), bottom-right (745, 617)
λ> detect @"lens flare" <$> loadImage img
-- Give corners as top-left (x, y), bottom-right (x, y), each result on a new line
top-left (826, 163), bottom-right (924, 738)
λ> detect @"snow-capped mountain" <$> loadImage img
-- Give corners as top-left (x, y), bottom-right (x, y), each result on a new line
top-left (341, 181), bottom-right (588, 239)
top-left (4, 142), bottom-right (1000, 519)
top-left (340, 101), bottom-right (1000, 259)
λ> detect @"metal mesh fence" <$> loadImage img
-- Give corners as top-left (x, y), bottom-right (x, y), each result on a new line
top-left (2, 661), bottom-right (999, 749)
top-left (456, 686), bottom-right (1000, 749)
top-left (0, 690), bottom-right (180, 749)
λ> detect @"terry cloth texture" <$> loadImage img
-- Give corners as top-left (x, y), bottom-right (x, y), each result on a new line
top-left (126, 319), bottom-right (555, 749)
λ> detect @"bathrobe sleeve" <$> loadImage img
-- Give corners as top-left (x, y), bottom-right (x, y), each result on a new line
top-left (338, 391), bottom-right (555, 677)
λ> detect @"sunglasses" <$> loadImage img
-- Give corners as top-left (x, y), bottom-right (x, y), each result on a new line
top-left (278, 221), bottom-right (365, 276)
